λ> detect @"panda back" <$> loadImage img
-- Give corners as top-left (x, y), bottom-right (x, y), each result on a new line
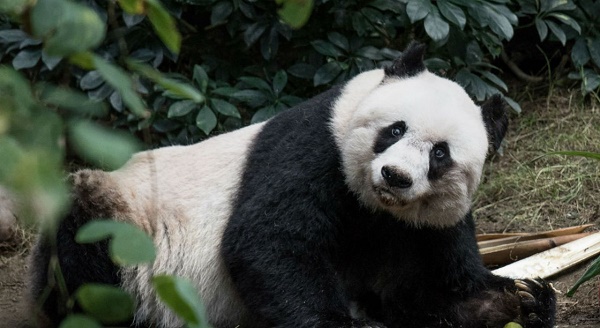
top-left (97, 122), bottom-right (265, 327)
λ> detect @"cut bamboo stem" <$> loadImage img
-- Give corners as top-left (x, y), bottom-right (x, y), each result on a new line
top-left (492, 232), bottom-right (600, 279)
top-left (477, 224), bottom-right (594, 243)
top-left (481, 233), bottom-right (591, 266)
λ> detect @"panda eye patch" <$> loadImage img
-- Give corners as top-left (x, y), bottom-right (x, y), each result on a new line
top-left (373, 121), bottom-right (407, 154)
top-left (428, 142), bottom-right (453, 180)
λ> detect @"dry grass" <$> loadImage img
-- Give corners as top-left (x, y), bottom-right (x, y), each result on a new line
top-left (474, 88), bottom-right (600, 234)
top-left (0, 228), bottom-right (34, 266)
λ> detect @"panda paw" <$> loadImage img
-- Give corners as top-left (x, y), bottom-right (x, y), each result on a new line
top-left (514, 278), bottom-right (556, 328)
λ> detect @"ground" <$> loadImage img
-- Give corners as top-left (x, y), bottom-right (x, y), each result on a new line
top-left (0, 88), bottom-right (599, 327)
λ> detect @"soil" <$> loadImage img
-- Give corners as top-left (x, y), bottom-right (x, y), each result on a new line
top-left (1, 89), bottom-right (599, 327)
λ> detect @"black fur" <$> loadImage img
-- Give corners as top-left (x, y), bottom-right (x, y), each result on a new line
top-left (221, 85), bottom-right (555, 327)
top-left (481, 94), bottom-right (509, 151)
top-left (384, 41), bottom-right (427, 79)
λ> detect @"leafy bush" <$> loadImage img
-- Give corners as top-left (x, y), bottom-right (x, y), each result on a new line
top-left (2, 0), bottom-right (600, 326)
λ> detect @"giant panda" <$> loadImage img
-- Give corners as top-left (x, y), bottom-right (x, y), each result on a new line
top-left (28, 42), bottom-right (556, 328)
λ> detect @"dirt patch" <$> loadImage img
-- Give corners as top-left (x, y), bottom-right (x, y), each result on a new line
top-left (552, 264), bottom-right (600, 327)
top-left (0, 251), bottom-right (34, 328)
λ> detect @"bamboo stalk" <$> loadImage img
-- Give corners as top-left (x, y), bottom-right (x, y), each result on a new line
top-left (481, 233), bottom-right (591, 266)
top-left (492, 232), bottom-right (600, 279)
top-left (477, 224), bottom-right (594, 243)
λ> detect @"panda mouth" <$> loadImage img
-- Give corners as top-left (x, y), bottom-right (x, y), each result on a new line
top-left (373, 186), bottom-right (407, 207)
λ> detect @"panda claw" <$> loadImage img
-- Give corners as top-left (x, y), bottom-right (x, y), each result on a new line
top-left (528, 279), bottom-right (544, 288)
top-left (515, 281), bottom-right (532, 292)
top-left (512, 278), bottom-right (556, 328)
top-left (517, 290), bottom-right (535, 300)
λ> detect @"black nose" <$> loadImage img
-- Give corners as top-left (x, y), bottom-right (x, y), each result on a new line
top-left (381, 166), bottom-right (413, 188)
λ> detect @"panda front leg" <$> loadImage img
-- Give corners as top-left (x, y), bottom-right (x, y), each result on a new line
top-left (221, 216), bottom-right (386, 328)
top-left (446, 274), bottom-right (556, 328)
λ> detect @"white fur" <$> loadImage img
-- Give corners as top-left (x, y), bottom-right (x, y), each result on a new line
top-left (332, 71), bottom-right (489, 227)
top-left (103, 122), bottom-right (265, 327)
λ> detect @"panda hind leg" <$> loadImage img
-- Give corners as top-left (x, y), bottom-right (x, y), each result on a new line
top-left (27, 170), bottom-right (126, 327)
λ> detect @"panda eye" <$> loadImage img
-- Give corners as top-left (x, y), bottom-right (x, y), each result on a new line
top-left (390, 121), bottom-right (406, 137)
top-left (434, 148), bottom-right (446, 158)
top-left (432, 143), bottom-right (449, 160)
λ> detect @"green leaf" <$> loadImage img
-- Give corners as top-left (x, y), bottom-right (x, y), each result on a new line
top-left (276, 0), bottom-right (314, 29)
top-left (92, 55), bottom-right (149, 118)
top-left (192, 65), bottom-right (209, 93)
top-left (587, 38), bottom-right (600, 68)
top-left (356, 46), bottom-right (383, 60)
top-left (146, 0), bottom-right (181, 54)
top-left (59, 314), bottom-right (102, 328)
top-left (406, 0), bottom-right (432, 23)
top-left (484, 5), bottom-right (514, 40)
top-left (313, 61), bottom-right (343, 86)
top-left (210, 87), bottom-right (238, 97)
top-left (196, 105), bottom-right (217, 135)
top-left (68, 51), bottom-right (95, 70)
top-left (272, 70), bottom-right (287, 96)
top-left (437, 0), bottom-right (466, 29)
top-left (244, 22), bottom-right (267, 46)
top-left (117, 0), bottom-right (144, 14)
top-left (75, 284), bottom-right (134, 324)
top-left (251, 106), bottom-right (276, 124)
top-left (69, 120), bottom-right (142, 170)
top-left (535, 18), bottom-right (548, 41)
top-left (12, 49), bottom-right (41, 70)
top-left (369, 0), bottom-right (403, 13)
top-left (582, 71), bottom-right (600, 93)
top-left (504, 96), bottom-right (522, 114)
top-left (30, 0), bottom-right (106, 56)
top-left (231, 90), bottom-right (269, 107)
top-left (168, 100), bottom-right (197, 118)
top-left (424, 8), bottom-right (449, 42)
top-left (287, 63), bottom-right (316, 79)
top-left (0, 137), bottom-right (69, 228)
top-left (211, 0), bottom-right (233, 25)
top-left (238, 76), bottom-right (272, 92)
top-left (311, 40), bottom-right (344, 57)
top-left (41, 51), bottom-right (63, 70)
top-left (479, 70), bottom-right (507, 91)
top-left (545, 20), bottom-right (566, 45)
top-left (152, 275), bottom-right (209, 328)
top-left (567, 255), bottom-right (600, 296)
top-left (126, 60), bottom-right (203, 103)
top-left (327, 32), bottom-right (349, 51)
top-left (76, 220), bottom-right (156, 265)
top-left (0, 0), bottom-right (32, 15)
top-left (547, 13), bottom-right (581, 34)
top-left (571, 38), bottom-right (590, 67)
top-left (547, 151), bottom-right (600, 161)
top-left (210, 98), bottom-right (240, 118)
top-left (37, 84), bottom-right (107, 117)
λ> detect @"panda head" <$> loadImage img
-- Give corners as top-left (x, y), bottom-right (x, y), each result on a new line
top-left (333, 42), bottom-right (507, 228)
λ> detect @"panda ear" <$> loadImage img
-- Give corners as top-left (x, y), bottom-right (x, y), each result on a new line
top-left (384, 41), bottom-right (427, 78)
top-left (481, 94), bottom-right (508, 151)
